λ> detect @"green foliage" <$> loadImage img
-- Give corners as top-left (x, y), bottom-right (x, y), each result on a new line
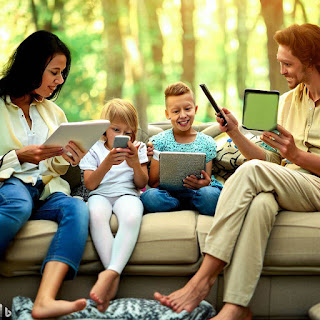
top-left (0, 0), bottom-right (319, 124)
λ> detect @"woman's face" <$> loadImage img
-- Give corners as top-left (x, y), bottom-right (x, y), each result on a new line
top-left (33, 54), bottom-right (66, 98)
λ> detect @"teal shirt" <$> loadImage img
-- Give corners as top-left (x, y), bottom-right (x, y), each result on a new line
top-left (151, 129), bottom-right (223, 188)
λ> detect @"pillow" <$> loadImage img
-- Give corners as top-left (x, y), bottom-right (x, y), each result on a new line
top-left (212, 134), bottom-right (263, 181)
top-left (12, 296), bottom-right (216, 320)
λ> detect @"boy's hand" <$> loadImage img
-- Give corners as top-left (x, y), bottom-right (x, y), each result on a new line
top-left (147, 142), bottom-right (154, 157)
top-left (183, 170), bottom-right (211, 190)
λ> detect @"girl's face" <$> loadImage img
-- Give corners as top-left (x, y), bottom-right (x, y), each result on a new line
top-left (105, 117), bottom-right (134, 150)
top-left (33, 54), bottom-right (66, 98)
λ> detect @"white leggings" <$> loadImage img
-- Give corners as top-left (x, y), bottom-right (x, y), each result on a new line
top-left (88, 194), bottom-right (143, 274)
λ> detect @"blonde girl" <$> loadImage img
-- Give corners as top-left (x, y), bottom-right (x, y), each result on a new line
top-left (79, 98), bottom-right (148, 312)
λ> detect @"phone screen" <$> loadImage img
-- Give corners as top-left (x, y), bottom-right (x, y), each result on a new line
top-left (242, 89), bottom-right (279, 131)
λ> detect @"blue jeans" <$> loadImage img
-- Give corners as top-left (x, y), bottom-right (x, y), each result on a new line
top-left (0, 177), bottom-right (89, 279)
top-left (141, 186), bottom-right (222, 216)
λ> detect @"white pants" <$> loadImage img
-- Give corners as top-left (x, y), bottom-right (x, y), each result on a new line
top-left (88, 194), bottom-right (143, 274)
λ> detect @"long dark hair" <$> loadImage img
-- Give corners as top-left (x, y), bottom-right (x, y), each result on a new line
top-left (0, 30), bottom-right (71, 100)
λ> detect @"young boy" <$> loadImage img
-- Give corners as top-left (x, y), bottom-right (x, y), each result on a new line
top-left (141, 81), bottom-right (222, 216)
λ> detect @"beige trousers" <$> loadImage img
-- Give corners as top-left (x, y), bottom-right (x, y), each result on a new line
top-left (203, 159), bottom-right (320, 306)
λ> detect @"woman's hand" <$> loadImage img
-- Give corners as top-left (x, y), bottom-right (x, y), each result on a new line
top-left (183, 170), bottom-right (211, 190)
top-left (216, 108), bottom-right (238, 133)
top-left (61, 141), bottom-right (87, 166)
top-left (261, 125), bottom-right (300, 163)
top-left (16, 145), bottom-right (64, 164)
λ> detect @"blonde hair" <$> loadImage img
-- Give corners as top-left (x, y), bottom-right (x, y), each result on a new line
top-left (164, 81), bottom-right (195, 105)
top-left (100, 98), bottom-right (139, 141)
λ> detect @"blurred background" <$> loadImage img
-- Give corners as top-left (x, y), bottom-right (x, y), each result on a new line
top-left (0, 0), bottom-right (319, 134)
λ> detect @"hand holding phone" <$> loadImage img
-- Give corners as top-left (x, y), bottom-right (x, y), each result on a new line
top-left (200, 84), bottom-right (227, 126)
top-left (113, 135), bottom-right (130, 149)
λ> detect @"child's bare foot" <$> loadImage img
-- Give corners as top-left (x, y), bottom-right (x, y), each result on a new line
top-left (90, 269), bottom-right (120, 312)
top-left (31, 298), bottom-right (86, 319)
top-left (154, 275), bottom-right (213, 313)
top-left (211, 303), bottom-right (252, 320)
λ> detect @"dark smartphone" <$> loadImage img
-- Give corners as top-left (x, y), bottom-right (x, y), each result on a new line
top-left (200, 84), bottom-right (227, 126)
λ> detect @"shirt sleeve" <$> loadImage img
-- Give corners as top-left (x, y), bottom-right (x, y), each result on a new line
top-left (79, 148), bottom-right (100, 171)
top-left (137, 142), bottom-right (149, 164)
top-left (202, 134), bottom-right (217, 162)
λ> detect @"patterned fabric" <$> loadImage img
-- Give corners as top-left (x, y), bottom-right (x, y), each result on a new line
top-left (12, 296), bottom-right (216, 320)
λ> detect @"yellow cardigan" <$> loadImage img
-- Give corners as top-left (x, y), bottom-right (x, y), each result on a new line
top-left (0, 96), bottom-right (71, 199)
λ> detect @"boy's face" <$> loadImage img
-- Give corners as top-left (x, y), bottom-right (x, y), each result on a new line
top-left (165, 93), bottom-right (198, 132)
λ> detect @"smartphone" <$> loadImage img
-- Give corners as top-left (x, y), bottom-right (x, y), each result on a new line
top-left (242, 89), bottom-right (279, 131)
top-left (113, 135), bottom-right (130, 148)
top-left (200, 84), bottom-right (227, 126)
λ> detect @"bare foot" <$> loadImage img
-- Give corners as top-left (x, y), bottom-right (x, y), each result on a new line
top-left (154, 275), bottom-right (213, 313)
top-left (211, 303), bottom-right (252, 320)
top-left (90, 269), bottom-right (120, 312)
top-left (31, 298), bottom-right (86, 319)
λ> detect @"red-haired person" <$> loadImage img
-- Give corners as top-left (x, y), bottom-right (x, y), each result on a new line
top-left (154, 23), bottom-right (320, 320)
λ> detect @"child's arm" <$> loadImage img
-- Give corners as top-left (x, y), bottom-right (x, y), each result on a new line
top-left (84, 148), bottom-right (128, 190)
top-left (183, 160), bottom-right (212, 190)
top-left (125, 141), bottom-right (148, 189)
top-left (148, 158), bottom-right (160, 188)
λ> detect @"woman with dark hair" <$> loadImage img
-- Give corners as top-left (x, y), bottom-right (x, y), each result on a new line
top-left (0, 30), bottom-right (89, 318)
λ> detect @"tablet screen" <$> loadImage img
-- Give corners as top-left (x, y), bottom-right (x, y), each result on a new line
top-left (242, 89), bottom-right (279, 131)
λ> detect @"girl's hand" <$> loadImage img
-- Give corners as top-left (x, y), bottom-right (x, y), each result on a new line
top-left (125, 141), bottom-right (141, 168)
top-left (216, 108), bottom-right (238, 133)
top-left (261, 124), bottom-right (299, 163)
top-left (183, 170), bottom-right (211, 190)
top-left (61, 141), bottom-right (87, 166)
top-left (105, 147), bottom-right (129, 166)
top-left (16, 145), bottom-right (64, 164)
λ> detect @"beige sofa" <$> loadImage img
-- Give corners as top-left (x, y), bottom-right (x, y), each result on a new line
top-left (1, 122), bottom-right (320, 319)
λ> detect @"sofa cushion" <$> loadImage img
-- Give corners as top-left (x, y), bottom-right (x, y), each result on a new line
top-left (196, 211), bottom-right (320, 273)
top-left (0, 211), bottom-right (200, 276)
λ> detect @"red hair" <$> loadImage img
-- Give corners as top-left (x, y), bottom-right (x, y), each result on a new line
top-left (274, 23), bottom-right (320, 73)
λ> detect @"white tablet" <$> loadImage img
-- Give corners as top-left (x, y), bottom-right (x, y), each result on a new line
top-left (159, 151), bottom-right (206, 191)
top-left (43, 120), bottom-right (110, 152)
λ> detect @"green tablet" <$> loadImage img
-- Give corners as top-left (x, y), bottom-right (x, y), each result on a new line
top-left (242, 89), bottom-right (280, 131)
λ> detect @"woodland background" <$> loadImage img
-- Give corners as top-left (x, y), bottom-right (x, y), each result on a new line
top-left (0, 0), bottom-right (319, 138)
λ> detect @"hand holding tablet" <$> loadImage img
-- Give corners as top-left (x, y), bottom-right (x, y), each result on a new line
top-left (43, 120), bottom-right (110, 155)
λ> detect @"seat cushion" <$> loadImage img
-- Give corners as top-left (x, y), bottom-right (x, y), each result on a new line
top-left (0, 211), bottom-right (200, 276)
top-left (196, 211), bottom-right (320, 273)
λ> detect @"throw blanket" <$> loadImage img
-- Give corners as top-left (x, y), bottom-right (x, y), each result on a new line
top-left (12, 296), bottom-right (216, 320)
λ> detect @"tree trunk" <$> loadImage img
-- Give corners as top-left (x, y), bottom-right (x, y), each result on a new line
top-left (260, 0), bottom-right (288, 93)
top-left (217, 1), bottom-right (228, 106)
top-left (234, 0), bottom-right (248, 100)
top-left (181, 0), bottom-right (196, 92)
top-left (101, 0), bottom-right (125, 100)
top-left (118, 0), bottom-right (149, 142)
top-left (144, 0), bottom-right (165, 92)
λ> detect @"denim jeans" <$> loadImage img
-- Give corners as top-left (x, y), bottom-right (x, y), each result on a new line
top-left (0, 177), bottom-right (89, 279)
top-left (141, 185), bottom-right (222, 216)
